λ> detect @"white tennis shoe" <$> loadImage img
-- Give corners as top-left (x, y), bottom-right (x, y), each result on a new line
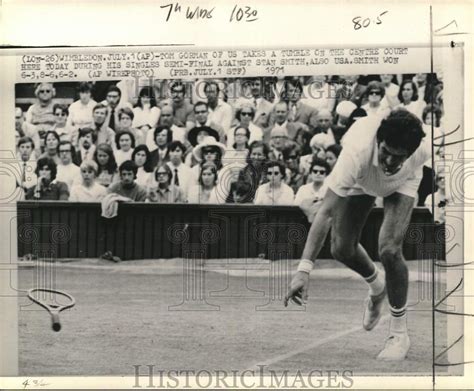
top-left (362, 288), bottom-right (386, 331)
top-left (377, 332), bottom-right (410, 361)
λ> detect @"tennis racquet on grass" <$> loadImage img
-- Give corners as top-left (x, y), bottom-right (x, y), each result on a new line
top-left (27, 288), bottom-right (76, 332)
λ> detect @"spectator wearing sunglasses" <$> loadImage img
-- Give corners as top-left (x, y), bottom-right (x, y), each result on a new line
top-left (52, 104), bottom-right (72, 141)
top-left (24, 83), bottom-right (57, 136)
top-left (227, 103), bottom-right (263, 148)
top-left (254, 161), bottom-right (294, 205)
top-left (294, 158), bottom-right (329, 222)
top-left (361, 81), bottom-right (391, 119)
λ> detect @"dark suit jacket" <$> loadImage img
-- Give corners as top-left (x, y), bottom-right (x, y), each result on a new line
top-left (150, 148), bottom-right (170, 170)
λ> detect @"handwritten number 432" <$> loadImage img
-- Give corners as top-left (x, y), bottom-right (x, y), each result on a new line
top-left (353, 11), bottom-right (388, 30)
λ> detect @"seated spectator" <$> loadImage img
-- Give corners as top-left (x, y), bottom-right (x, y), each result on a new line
top-left (146, 105), bottom-right (185, 149)
top-left (24, 82), bottom-right (57, 136)
top-left (302, 75), bottom-right (336, 112)
top-left (132, 86), bottom-right (161, 129)
top-left (425, 170), bottom-right (448, 224)
top-left (16, 136), bottom-right (38, 198)
top-left (284, 79), bottom-right (318, 131)
top-left (132, 144), bottom-right (154, 188)
top-left (224, 126), bottom-right (250, 165)
top-left (114, 130), bottom-right (135, 166)
top-left (204, 81), bottom-right (233, 140)
top-left (69, 160), bottom-right (107, 202)
top-left (147, 163), bottom-right (186, 203)
top-left (166, 81), bottom-right (195, 131)
top-left (300, 134), bottom-right (327, 178)
top-left (282, 144), bottom-right (304, 193)
top-left (294, 127), bottom-right (312, 156)
top-left (397, 79), bottom-right (426, 120)
top-left (74, 127), bottom-right (97, 165)
top-left (187, 161), bottom-right (220, 204)
top-left (149, 126), bottom-right (172, 168)
top-left (422, 104), bottom-right (443, 140)
top-left (312, 108), bottom-right (336, 145)
top-left (379, 74), bottom-right (400, 109)
top-left (254, 160), bottom-right (294, 205)
top-left (56, 141), bottom-right (81, 190)
top-left (15, 107), bottom-right (26, 139)
top-left (227, 104), bottom-right (263, 148)
top-left (265, 101), bottom-right (309, 143)
top-left (185, 125), bottom-right (220, 167)
top-left (94, 143), bottom-right (119, 187)
top-left (226, 180), bottom-right (253, 204)
top-left (268, 126), bottom-right (289, 161)
top-left (192, 100), bottom-right (225, 141)
top-left (294, 158), bottom-right (329, 222)
top-left (53, 104), bottom-right (71, 141)
top-left (235, 77), bottom-right (274, 129)
top-left (40, 130), bottom-right (61, 165)
top-left (118, 107), bottom-right (146, 146)
top-left (191, 136), bottom-right (226, 186)
top-left (325, 143), bottom-right (342, 171)
top-left (361, 81), bottom-right (391, 119)
top-left (107, 160), bottom-right (147, 201)
top-left (167, 141), bottom-right (193, 199)
top-left (103, 84), bottom-right (133, 131)
top-left (66, 82), bottom-right (96, 134)
top-left (25, 157), bottom-right (69, 200)
top-left (237, 140), bottom-right (270, 202)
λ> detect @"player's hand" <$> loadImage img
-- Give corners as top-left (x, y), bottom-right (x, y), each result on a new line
top-left (284, 271), bottom-right (310, 307)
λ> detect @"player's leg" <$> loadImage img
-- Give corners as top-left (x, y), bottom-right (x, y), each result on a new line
top-left (377, 192), bottom-right (415, 361)
top-left (330, 194), bottom-right (387, 330)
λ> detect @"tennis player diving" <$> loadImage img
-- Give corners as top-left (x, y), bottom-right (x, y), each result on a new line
top-left (284, 109), bottom-right (431, 361)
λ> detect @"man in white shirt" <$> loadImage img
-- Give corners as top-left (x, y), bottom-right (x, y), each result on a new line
top-left (205, 81), bottom-right (233, 138)
top-left (166, 141), bottom-right (192, 200)
top-left (56, 141), bottom-right (81, 190)
top-left (16, 136), bottom-right (38, 199)
top-left (285, 110), bottom-right (430, 362)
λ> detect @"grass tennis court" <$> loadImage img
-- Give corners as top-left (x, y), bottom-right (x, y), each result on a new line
top-left (18, 259), bottom-right (447, 376)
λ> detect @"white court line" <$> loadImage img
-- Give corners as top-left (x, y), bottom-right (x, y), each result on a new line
top-left (246, 315), bottom-right (390, 370)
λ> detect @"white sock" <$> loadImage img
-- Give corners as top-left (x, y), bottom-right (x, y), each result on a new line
top-left (389, 306), bottom-right (408, 334)
top-left (364, 266), bottom-right (385, 296)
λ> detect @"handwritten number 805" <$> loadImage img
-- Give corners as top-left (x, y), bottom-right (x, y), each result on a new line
top-left (353, 11), bottom-right (388, 30)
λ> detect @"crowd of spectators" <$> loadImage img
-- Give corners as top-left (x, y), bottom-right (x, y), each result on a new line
top-left (15, 74), bottom-right (446, 221)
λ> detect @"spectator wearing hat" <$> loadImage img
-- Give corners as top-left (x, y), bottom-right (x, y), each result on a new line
top-left (24, 83), bottom-right (57, 137)
top-left (227, 103), bottom-right (263, 148)
top-left (69, 160), bottom-right (107, 202)
top-left (190, 136), bottom-right (226, 186)
top-left (185, 125), bottom-right (220, 167)
top-left (254, 160), bottom-right (294, 205)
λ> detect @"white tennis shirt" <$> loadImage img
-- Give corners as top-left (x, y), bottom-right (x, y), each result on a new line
top-left (326, 116), bottom-right (431, 198)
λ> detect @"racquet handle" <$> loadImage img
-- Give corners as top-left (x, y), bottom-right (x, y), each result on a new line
top-left (51, 313), bottom-right (61, 332)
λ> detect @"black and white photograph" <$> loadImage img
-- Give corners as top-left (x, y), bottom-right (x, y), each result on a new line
top-left (0, 2), bottom-right (472, 390)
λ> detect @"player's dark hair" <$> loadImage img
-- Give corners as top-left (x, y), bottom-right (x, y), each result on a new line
top-left (376, 109), bottom-right (425, 155)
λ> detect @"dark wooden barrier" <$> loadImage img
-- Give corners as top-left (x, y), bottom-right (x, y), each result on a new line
top-left (17, 201), bottom-right (445, 261)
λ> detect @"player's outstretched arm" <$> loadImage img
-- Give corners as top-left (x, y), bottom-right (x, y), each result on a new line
top-left (284, 190), bottom-right (345, 306)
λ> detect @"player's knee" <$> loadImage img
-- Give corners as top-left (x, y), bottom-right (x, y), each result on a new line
top-left (379, 244), bottom-right (403, 265)
top-left (331, 241), bottom-right (356, 262)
